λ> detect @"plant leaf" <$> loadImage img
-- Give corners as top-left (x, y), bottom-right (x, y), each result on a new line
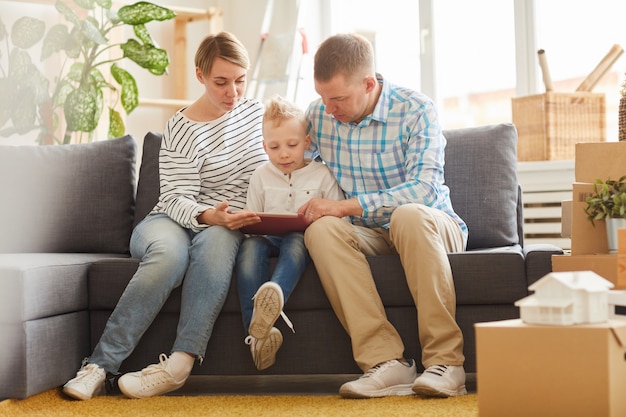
top-left (118, 2), bottom-right (176, 25)
top-left (8, 47), bottom-right (32, 80)
top-left (41, 24), bottom-right (70, 60)
top-left (11, 87), bottom-right (37, 134)
top-left (81, 17), bottom-right (107, 45)
top-left (11, 17), bottom-right (46, 49)
top-left (65, 26), bottom-right (83, 59)
top-left (0, 17), bottom-right (8, 42)
top-left (90, 67), bottom-right (114, 90)
top-left (133, 24), bottom-right (153, 46)
top-left (64, 85), bottom-right (100, 132)
top-left (0, 78), bottom-right (14, 129)
top-left (55, 1), bottom-right (81, 27)
top-left (120, 39), bottom-right (169, 75)
top-left (95, 0), bottom-right (113, 9)
top-left (111, 64), bottom-right (138, 114)
top-left (73, 0), bottom-right (96, 10)
top-left (108, 107), bottom-right (125, 138)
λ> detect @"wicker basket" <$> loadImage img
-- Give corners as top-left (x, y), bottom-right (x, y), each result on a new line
top-left (512, 92), bottom-right (606, 161)
top-left (617, 97), bottom-right (626, 141)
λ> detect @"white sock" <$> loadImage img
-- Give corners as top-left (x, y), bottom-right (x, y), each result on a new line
top-left (167, 351), bottom-right (194, 381)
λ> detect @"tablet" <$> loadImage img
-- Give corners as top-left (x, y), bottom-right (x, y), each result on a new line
top-left (240, 213), bottom-right (310, 235)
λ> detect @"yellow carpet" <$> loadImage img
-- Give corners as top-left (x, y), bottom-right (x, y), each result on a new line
top-left (0, 390), bottom-right (478, 417)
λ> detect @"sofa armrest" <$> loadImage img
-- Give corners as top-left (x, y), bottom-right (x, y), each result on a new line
top-left (524, 243), bottom-right (564, 287)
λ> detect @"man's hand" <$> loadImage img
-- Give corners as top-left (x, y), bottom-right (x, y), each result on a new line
top-left (298, 198), bottom-right (363, 223)
top-left (197, 201), bottom-right (261, 230)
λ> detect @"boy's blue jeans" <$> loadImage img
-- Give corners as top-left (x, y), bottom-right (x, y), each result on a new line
top-left (235, 232), bottom-right (310, 333)
top-left (89, 213), bottom-right (242, 374)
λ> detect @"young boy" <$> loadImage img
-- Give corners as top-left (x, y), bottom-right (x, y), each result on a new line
top-left (235, 95), bottom-right (345, 371)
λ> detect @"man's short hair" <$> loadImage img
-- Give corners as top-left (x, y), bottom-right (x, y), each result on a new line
top-left (313, 33), bottom-right (375, 82)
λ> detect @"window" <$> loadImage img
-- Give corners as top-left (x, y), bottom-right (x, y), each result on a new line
top-left (309, 0), bottom-right (626, 140)
top-left (534, 0), bottom-right (626, 141)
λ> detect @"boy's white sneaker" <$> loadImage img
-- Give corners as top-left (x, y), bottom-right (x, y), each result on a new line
top-left (412, 365), bottom-right (467, 397)
top-left (339, 359), bottom-right (417, 398)
top-left (117, 354), bottom-right (187, 399)
top-left (245, 326), bottom-right (283, 371)
top-left (62, 363), bottom-right (106, 400)
top-left (249, 282), bottom-right (292, 338)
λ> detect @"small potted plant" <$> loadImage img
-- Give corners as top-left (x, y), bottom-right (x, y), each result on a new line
top-left (584, 175), bottom-right (626, 253)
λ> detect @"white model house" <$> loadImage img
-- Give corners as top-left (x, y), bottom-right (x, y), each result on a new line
top-left (515, 271), bottom-right (614, 325)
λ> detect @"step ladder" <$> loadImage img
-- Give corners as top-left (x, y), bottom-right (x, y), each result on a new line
top-left (249, 0), bottom-right (308, 103)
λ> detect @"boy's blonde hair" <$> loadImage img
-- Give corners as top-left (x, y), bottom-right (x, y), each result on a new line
top-left (195, 32), bottom-right (250, 76)
top-left (263, 95), bottom-right (306, 130)
top-left (314, 33), bottom-right (375, 83)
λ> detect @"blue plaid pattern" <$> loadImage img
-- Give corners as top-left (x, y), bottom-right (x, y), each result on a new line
top-left (305, 75), bottom-right (467, 241)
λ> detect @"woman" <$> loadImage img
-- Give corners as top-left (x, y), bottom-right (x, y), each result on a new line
top-left (62, 32), bottom-right (267, 400)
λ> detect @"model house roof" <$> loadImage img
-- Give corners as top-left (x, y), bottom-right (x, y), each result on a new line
top-left (528, 271), bottom-right (614, 293)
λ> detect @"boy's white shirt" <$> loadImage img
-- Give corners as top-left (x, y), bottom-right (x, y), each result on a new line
top-left (246, 159), bottom-right (345, 214)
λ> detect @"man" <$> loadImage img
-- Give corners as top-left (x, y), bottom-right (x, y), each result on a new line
top-left (298, 33), bottom-right (468, 399)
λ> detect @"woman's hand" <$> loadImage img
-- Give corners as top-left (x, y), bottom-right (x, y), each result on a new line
top-left (197, 201), bottom-right (261, 230)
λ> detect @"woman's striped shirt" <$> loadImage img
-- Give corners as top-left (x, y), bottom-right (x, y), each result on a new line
top-left (151, 98), bottom-right (268, 231)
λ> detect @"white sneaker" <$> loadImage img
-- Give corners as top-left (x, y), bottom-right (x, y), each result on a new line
top-left (339, 359), bottom-right (417, 398)
top-left (245, 327), bottom-right (283, 371)
top-left (412, 365), bottom-right (467, 397)
top-left (62, 363), bottom-right (106, 400)
top-left (249, 282), bottom-right (294, 339)
top-left (117, 354), bottom-right (187, 399)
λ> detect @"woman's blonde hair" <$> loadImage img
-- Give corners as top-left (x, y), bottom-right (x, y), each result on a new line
top-left (313, 33), bottom-right (375, 82)
top-left (195, 32), bottom-right (250, 76)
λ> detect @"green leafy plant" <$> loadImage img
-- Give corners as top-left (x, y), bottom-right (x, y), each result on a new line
top-left (584, 175), bottom-right (626, 226)
top-left (0, 0), bottom-right (175, 144)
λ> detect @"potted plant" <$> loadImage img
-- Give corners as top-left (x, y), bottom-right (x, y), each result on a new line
top-left (0, 0), bottom-right (175, 145)
top-left (584, 175), bottom-right (626, 253)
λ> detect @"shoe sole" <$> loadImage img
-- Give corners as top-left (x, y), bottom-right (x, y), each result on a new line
top-left (412, 383), bottom-right (467, 398)
top-left (249, 283), bottom-right (283, 339)
top-left (62, 384), bottom-right (103, 401)
top-left (254, 328), bottom-right (283, 371)
top-left (118, 376), bottom-right (186, 399)
top-left (63, 387), bottom-right (93, 401)
top-left (339, 383), bottom-right (415, 399)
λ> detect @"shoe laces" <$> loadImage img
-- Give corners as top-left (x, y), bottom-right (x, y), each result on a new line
top-left (75, 364), bottom-right (104, 386)
top-left (360, 360), bottom-right (396, 379)
top-left (280, 311), bottom-right (295, 333)
top-left (138, 353), bottom-right (174, 387)
top-left (425, 365), bottom-right (448, 377)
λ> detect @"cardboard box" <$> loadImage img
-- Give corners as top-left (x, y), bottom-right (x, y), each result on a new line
top-left (620, 228), bottom-right (626, 254)
top-left (561, 199), bottom-right (572, 237)
top-left (476, 319), bottom-right (626, 417)
top-left (552, 253), bottom-right (626, 289)
top-left (575, 141), bottom-right (626, 183)
top-left (571, 182), bottom-right (608, 255)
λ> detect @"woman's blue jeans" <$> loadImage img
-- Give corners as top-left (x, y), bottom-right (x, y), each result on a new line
top-left (89, 213), bottom-right (242, 374)
top-left (235, 232), bottom-right (310, 333)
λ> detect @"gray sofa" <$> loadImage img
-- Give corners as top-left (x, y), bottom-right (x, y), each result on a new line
top-left (0, 123), bottom-right (563, 399)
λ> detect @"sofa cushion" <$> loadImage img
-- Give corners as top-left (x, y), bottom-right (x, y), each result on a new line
top-left (133, 132), bottom-right (162, 229)
top-left (443, 123), bottom-right (520, 250)
top-left (0, 135), bottom-right (136, 253)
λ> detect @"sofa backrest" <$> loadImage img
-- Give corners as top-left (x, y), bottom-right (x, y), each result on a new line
top-left (0, 135), bottom-right (137, 254)
top-left (443, 123), bottom-right (522, 250)
top-left (133, 126), bottom-right (523, 251)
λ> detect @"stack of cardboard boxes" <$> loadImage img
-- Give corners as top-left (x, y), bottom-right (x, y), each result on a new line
top-left (475, 141), bottom-right (626, 417)
top-left (552, 141), bottom-right (626, 288)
